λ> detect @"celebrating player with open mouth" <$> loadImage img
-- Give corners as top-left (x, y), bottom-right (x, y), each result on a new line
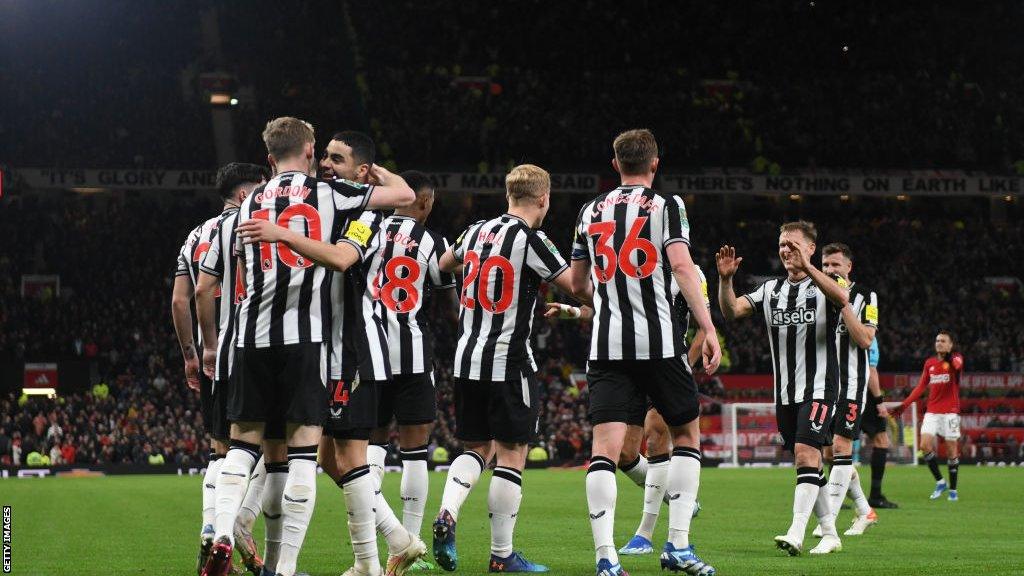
top-left (717, 221), bottom-right (848, 556)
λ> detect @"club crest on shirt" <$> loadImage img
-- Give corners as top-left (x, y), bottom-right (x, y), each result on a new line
top-left (806, 285), bottom-right (818, 299)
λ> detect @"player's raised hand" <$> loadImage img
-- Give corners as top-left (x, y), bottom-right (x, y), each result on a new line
top-left (184, 354), bottom-right (200, 391)
top-left (369, 164), bottom-right (399, 186)
top-left (202, 347), bottom-right (217, 379)
top-left (716, 245), bottom-right (743, 279)
top-left (702, 332), bottom-right (722, 375)
top-left (544, 302), bottom-right (582, 319)
top-left (782, 239), bottom-right (811, 273)
top-left (238, 218), bottom-right (287, 244)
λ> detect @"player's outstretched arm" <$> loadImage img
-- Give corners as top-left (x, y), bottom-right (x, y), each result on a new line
top-left (543, 302), bottom-right (594, 320)
top-left (716, 245), bottom-right (752, 320)
top-left (194, 271), bottom-right (220, 378)
top-left (170, 275), bottom-right (200, 390)
top-left (892, 365), bottom-right (930, 417)
top-left (364, 164), bottom-right (416, 209)
top-left (840, 305), bottom-right (876, 349)
top-left (236, 218), bottom-right (361, 271)
top-left (668, 242), bottom-right (721, 374)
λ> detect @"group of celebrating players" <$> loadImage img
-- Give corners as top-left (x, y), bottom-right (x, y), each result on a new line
top-left (171, 120), bottom-right (966, 576)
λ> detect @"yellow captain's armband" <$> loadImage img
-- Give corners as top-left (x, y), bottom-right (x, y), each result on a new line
top-left (345, 221), bottom-right (373, 247)
top-left (865, 304), bottom-right (878, 324)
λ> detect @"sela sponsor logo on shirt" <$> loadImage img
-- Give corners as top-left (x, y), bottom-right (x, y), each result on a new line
top-left (771, 307), bottom-right (817, 326)
top-left (929, 372), bottom-right (951, 384)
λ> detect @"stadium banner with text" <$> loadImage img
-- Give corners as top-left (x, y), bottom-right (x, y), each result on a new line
top-left (14, 168), bottom-right (601, 194)
top-left (658, 172), bottom-right (1023, 196)
top-left (426, 172), bottom-right (600, 194)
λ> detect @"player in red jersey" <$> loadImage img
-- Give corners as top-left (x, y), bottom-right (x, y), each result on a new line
top-left (891, 331), bottom-right (964, 501)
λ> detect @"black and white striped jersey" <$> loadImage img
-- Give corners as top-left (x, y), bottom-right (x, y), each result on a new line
top-left (836, 282), bottom-right (879, 406)
top-left (367, 215), bottom-right (456, 375)
top-left (743, 276), bottom-right (841, 405)
top-left (199, 208), bottom-right (246, 382)
top-left (572, 185), bottom-right (690, 361)
top-left (175, 209), bottom-right (233, 350)
top-left (233, 171), bottom-right (372, 348)
top-left (671, 264), bottom-right (710, 346)
top-left (452, 214), bottom-right (568, 381)
top-left (328, 210), bottom-right (390, 381)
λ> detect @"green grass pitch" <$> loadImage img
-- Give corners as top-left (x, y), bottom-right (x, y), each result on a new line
top-left (4, 466), bottom-right (1022, 575)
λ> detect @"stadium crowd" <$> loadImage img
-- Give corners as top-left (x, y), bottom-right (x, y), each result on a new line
top-left (1, 192), bottom-right (1021, 465)
top-left (3, 2), bottom-right (1024, 172)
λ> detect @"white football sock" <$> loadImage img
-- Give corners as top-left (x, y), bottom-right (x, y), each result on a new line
top-left (848, 467), bottom-right (872, 516)
top-left (587, 456), bottom-right (618, 565)
top-left (825, 456), bottom-right (854, 524)
top-left (202, 454), bottom-right (223, 531)
top-left (439, 451), bottom-right (485, 521)
top-left (368, 443), bottom-right (389, 487)
top-left (636, 454), bottom-right (669, 541)
top-left (667, 447), bottom-right (701, 549)
top-left (400, 445), bottom-right (429, 537)
top-left (620, 454), bottom-right (648, 488)
top-left (813, 470), bottom-right (837, 536)
top-left (262, 461), bottom-right (289, 572)
top-left (787, 467), bottom-right (821, 542)
top-left (371, 471), bottom-right (412, 555)
top-left (237, 455), bottom-right (267, 532)
top-left (341, 465), bottom-right (380, 571)
top-left (277, 448), bottom-right (319, 576)
top-left (489, 466), bottom-right (523, 558)
top-left (214, 442), bottom-right (259, 543)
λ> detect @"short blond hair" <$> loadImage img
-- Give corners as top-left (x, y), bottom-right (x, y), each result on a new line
top-left (613, 129), bottom-right (658, 175)
top-left (780, 220), bottom-right (817, 243)
top-left (262, 117), bottom-right (315, 160)
top-left (506, 164), bottom-right (550, 204)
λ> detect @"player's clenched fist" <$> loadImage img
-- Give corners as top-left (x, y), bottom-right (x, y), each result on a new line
top-left (716, 245), bottom-right (743, 279)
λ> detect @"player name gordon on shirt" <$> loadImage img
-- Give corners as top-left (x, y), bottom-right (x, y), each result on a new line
top-left (251, 185), bottom-right (311, 203)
